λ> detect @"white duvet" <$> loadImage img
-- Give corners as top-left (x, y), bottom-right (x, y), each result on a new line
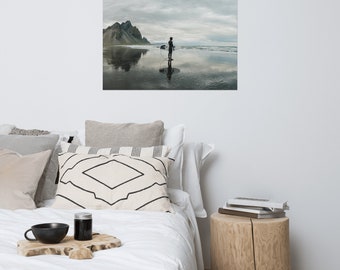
top-left (0, 190), bottom-right (203, 270)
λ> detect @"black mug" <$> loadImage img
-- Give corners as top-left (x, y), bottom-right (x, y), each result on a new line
top-left (24, 223), bottom-right (69, 244)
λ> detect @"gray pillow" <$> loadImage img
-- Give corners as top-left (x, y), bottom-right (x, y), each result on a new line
top-left (0, 134), bottom-right (60, 206)
top-left (85, 120), bottom-right (164, 147)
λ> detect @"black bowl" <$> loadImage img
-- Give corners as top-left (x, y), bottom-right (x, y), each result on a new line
top-left (24, 223), bottom-right (69, 244)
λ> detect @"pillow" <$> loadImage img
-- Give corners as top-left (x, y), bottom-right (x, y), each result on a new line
top-left (9, 127), bottom-right (50, 136)
top-left (162, 124), bottom-right (185, 189)
top-left (182, 142), bottom-right (214, 218)
top-left (78, 122), bottom-right (185, 189)
top-left (0, 149), bottom-right (52, 209)
top-left (60, 141), bottom-right (170, 157)
top-left (0, 134), bottom-right (60, 206)
top-left (52, 152), bottom-right (173, 212)
top-left (75, 128), bottom-right (86, 145)
top-left (85, 120), bottom-right (164, 147)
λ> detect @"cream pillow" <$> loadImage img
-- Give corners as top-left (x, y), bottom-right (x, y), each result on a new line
top-left (53, 152), bottom-right (173, 212)
top-left (0, 149), bottom-right (52, 209)
top-left (0, 134), bottom-right (60, 206)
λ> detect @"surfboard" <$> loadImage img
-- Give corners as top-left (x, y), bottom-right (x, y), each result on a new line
top-left (160, 44), bottom-right (176, 50)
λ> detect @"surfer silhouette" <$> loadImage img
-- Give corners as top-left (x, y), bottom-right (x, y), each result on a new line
top-left (159, 36), bottom-right (179, 80)
top-left (168, 37), bottom-right (174, 61)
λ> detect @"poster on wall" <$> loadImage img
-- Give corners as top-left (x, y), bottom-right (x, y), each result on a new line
top-left (103, 0), bottom-right (237, 90)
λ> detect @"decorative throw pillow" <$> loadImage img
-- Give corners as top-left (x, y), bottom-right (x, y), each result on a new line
top-left (60, 141), bottom-right (170, 157)
top-left (0, 149), bottom-right (52, 209)
top-left (52, 152), bottom-right (173, 212)
top-left (0, 134), bottom-right (60, 206)
top-left (182, 142), bottom-right (214, 218)
top-left (76, 123), bottom-right (185, 190)
top-left (85, 120), bottom-right (164, 147)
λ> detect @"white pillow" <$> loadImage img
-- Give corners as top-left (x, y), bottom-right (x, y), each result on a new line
top-left (52, 152), bottom-right (173, 212)
top-left (162, 124), bottom-right (185, 190)
top-left (182, 142), bottom-right (214, 218)
top-left (75, 128), bottom-right (86, 145)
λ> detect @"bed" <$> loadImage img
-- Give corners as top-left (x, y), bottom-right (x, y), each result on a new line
top-left (0, 189), bottom-right (201, 270)
top-left (0, 121), bottom-right (213, 270)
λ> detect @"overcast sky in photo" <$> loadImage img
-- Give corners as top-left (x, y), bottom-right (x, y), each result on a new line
top-left (103, 0), bottom-right (237, 46)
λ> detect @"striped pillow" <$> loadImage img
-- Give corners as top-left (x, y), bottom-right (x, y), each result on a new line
top-left (60, 141), bottom-right (170, 157)
top-left (52, 152), bottom-right (173, 212)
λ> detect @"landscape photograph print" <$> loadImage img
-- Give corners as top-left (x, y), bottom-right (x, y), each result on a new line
top-left (103, 0), bottom-right (237, 90)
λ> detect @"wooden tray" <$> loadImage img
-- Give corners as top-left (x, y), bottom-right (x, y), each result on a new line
top-left (17, 233), bottom-right (121, 260)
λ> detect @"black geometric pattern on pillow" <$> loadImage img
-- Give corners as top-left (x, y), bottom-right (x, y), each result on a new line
top-left (53, 152), bottom-right (173, 212)
top-left (83, 160), bottom-right (144, 189)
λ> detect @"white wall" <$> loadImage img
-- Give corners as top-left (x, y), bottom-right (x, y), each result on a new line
top-left (1, 0), bottom-right (340, 269)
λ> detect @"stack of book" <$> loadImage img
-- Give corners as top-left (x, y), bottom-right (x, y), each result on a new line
top-left (218, 197), bottom-right (289, 219)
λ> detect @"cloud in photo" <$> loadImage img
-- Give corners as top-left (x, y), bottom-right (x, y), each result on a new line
top-left (103, 0), bottom-right (237, 46)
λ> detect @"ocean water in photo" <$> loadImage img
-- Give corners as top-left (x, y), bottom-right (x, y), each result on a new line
top-left (103, 45), bottom-right (237, 90)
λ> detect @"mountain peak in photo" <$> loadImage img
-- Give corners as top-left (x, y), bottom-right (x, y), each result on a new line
top-left (103, 20), bottom-right (150, 45)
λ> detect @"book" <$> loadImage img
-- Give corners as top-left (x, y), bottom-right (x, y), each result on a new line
top-left (218, 206), bottom-right (286, 219)
top-left (227, 197), bottom-right (289, 211)
top-left (225, 204), bottom-right (285, 213)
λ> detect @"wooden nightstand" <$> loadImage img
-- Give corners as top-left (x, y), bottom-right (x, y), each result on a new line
top-left (210, 212), bottom-right (290, 270)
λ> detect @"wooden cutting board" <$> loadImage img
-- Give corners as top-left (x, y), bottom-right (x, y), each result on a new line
top-left (17, 233), bottom-right (121, 260)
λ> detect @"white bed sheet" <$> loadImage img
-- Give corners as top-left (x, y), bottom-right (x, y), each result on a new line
top-left (0, 190), bottom-right (203, 270)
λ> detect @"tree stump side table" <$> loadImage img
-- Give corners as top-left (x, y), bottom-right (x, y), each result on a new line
top-left (210, 213), bottom-right (290, 270)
